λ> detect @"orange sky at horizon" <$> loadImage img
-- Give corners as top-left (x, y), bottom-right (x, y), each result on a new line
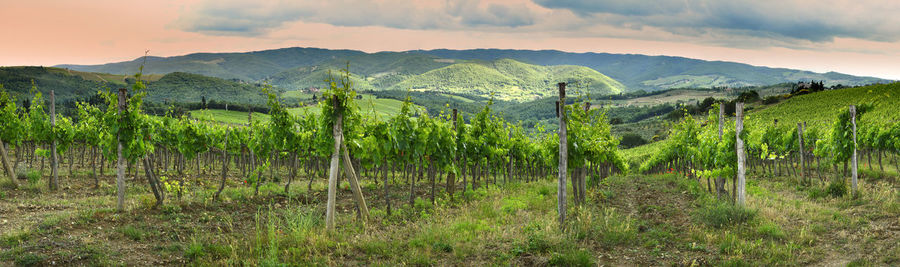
top-left (2, 0), bottom-right (899, 80)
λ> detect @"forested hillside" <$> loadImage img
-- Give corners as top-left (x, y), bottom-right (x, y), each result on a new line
top-left (57, 47), bottom-right (890, 93)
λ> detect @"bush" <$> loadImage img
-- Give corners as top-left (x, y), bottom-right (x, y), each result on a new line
top-left (697, 202), bottom-right (756, 228)
top-left (26, 170), bottom-right (41, 185)
top-left (736, 90), bottom-right (760, 103)
top-left (807, 187), bottom-right (827, 199)
top-left (762, 95), bottom-right (781, 104)
top-left (120, 225), bottom-right (145, 241)
top-left (826, 180), bottom-right (848, 198)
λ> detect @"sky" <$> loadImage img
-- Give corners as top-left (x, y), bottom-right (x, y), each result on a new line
top-left (1, 0), bottom-right (899, 80)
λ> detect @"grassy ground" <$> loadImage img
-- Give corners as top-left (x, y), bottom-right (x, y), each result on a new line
top-left (2, 155), bottom-right (897, 266)
top-left (190, 109), bottom-right (272, 124)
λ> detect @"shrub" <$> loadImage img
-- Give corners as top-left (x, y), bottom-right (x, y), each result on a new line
top-left (807, 187), bottom-right (827, 199)
top-left (697, 202), bottom-right (756, 228)
top-left (826, 180), bottom-right (848, 198)
top-left (762, 95), bottom-right (781, 104)
top-left (120, 225), bottom-right (144, 241)
top-left (26, 170), bottom-right (41, 184)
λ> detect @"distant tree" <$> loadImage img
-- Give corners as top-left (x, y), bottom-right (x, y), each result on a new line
top-left (736, 90), bottom-right (760, 103)
top-left (763, 95), bottom-right (781, 104)
top-left (619, 133), bottom-right (648, 149)
top-left (609, 117), bottom-right (623, 125)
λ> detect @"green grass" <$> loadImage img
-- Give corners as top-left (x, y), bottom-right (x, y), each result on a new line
top-left (287, 94), bottom-right (426, 118)
top-left (190, 109), bottom-right (271, 124)
top-left (695, 202), bottom-right (757, 228)
top-left (120, 225), bottom-right (146, 241)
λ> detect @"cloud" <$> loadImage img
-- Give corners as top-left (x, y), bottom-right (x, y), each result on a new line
top-left (174, 0), bottom-right (537, 36)
top-left (532, 0), bottom-right (900, 43)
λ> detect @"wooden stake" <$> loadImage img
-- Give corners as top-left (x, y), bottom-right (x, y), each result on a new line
top-left (448, 108), bottom-right (457, 199)
top-left (850, 105), bottom-right (858, 196)
top-left (0, 138), bottom-right (15, 188)
top-left (716, 103), bottom-right (726, 199)
top-left (736, 102), bottom-right (746, 206)
top-left (326, 96), bottom-right (342, 231)
top-left (557, 82), bottom-right (568, 228)
top-left (215, 128), bottom-right (230, 200)
top-left (341, 139), bottom-right (369, 220)
top-left (50, 90), bottom-right (58, 190)
top-left (116, 88), bottom-right (127, 212)
top-left (797, 123), bottom-right (806, 184)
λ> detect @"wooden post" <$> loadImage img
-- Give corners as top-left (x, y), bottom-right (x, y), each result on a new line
top-left (116, 88), bottom-right (127, 212)
top-left (215, 128), bottom-right (230, 200)
top-left (735, 102), bottom-right (746, 206)
top-left (0, 138), bottom-right (15, 188)
top-left (557, 82), bottom-right (568, 228)
top-left (716, 104), bottom-right (726, 199)
top-left (447, 108), bottom-right (457, 199)
top-left (50, 90), bottom-right (59, 190)
top-left (578, 102), bottom-right (591, 204)
top-left (341, 140), bottom-right (369, 220)
top-left (326, 96), bottom-right (341, 231)
top-left (850, 105), bottom-right (858, 196)
top-left (797, 123), bottom-right (806, 184)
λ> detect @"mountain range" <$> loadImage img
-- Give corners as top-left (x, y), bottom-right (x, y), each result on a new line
top-left (55, 47), bottom-right (890, 100)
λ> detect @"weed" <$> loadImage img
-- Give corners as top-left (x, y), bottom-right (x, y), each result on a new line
top-left (15, 253), bottom-right (45, 266)
top-left (571, 207), bottom-right (637, 247)
top-left (500, 197), bottom-right (526, 214)
top-left (696, 202), bottom-right (756, 228)
top-left (548, 249), bottom-right (593, 267)
top-left (755, 222), bottom-right (785, 240)
top-left (826, 180), bottom-right (848, 198)
top-left (536, 185), bottom-right (551, 197)
top-left (807, 187), bottom-right (827, 199)
top-left (184, 240), bottom-right (206, 261)
top-left (1, 231), bottom-right (30, 246)
top-left (120, 225), bottom-right (145, 241)
top-left (26, 170), bottom-right (40, 185)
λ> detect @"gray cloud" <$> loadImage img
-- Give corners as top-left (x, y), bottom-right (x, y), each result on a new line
top-left (533, 0), bottom-right (900, 43)
top-left (174, 0), bottom-right (537, 36)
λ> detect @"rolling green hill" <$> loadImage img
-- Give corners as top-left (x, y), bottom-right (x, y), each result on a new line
top-left (268, 67), bottom-right (377, 92)
top-left (389, 59), bottom-right (625, 101)
top-left (143, 72), bottom-right (268, 105)
top-left (0, 66), bottom-right (269, 107)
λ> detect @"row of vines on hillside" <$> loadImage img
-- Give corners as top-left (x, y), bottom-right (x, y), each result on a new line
top-left (641, 99), bottom-right (900, 200)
